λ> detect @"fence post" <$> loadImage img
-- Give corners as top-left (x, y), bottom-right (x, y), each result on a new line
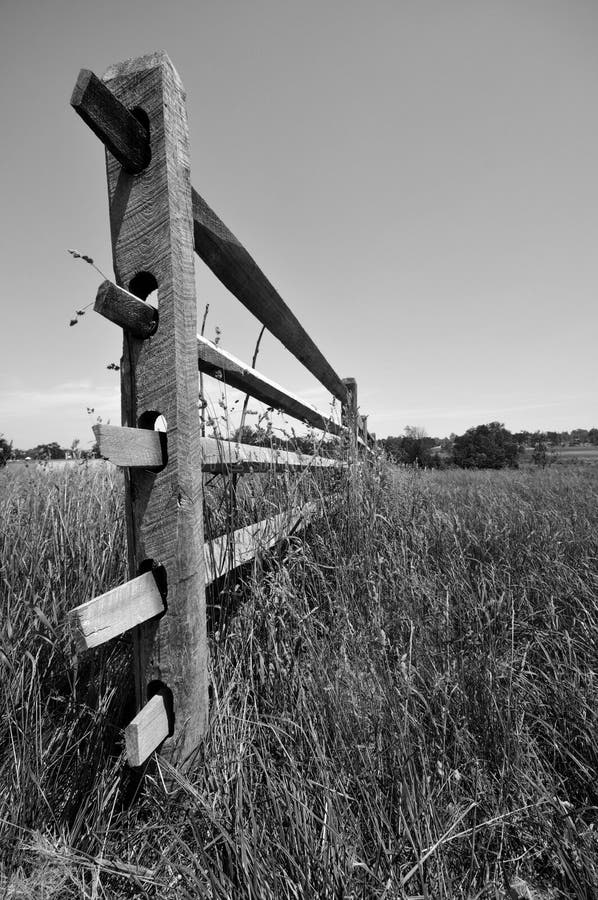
top-left (342, 378), bottom-right (358, 450)
top-left (102, 52), bottom-right (208, 763)
top-left (361, 415), bottom-right (369, 446)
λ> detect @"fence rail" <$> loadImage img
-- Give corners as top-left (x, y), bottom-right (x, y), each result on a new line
top-left (94, 280), bottom-right (351, 438)
top-left (68, 50), bottom-right (373, 768)
top-left (93, 423), bottom-right (345, 472)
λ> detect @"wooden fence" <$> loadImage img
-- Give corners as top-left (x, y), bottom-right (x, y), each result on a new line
top-left (67, 51), bottom-right (373, 768)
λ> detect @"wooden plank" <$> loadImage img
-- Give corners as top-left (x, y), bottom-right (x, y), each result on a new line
top-left (70, 69), bottom-right (151, 174)
top-left (94, 280), bottom-right (158, 339)
top-left (102, 51), bottom-right (208, 761)
top-left (93, 423), bottom-right (164, 467)
top-left (197, 335), bottom-right (346, 438)
top-left (95, 425), bottom-right (344, 472)
top-left (125, 693), bottom-right (170, 767)
top-left (200, 437), bottom-right (343, 473)
top-left (204, 497), bottom-right (335, 583)
top-left (192, 190), bottom-right (348, 404)
top-left (68, 571), bottom-right (165, 652)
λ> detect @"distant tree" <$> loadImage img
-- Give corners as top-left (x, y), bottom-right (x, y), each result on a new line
top-left (27, 442), bottom-right (65, 460)
top-left (402, 426), bottom-right (435, 466)
top-left (570, 428), bottom-right (589, 445)
top-left (229, 425), bottom-right (336, 457)
top-left (513, 430), bottom-right (532, 449)
top-left (232, 425), bottom-right (263, 446)
top-left (532, 438), bottom-right (548, 468)
top-left (452, 422), bottom-right (519, 469)
top-left (382, 426), bottom-right (437, 467)
top-left (0, 434), bottom-right (12, 467)
top-left (588, 428), bottom-right (598, 446)
top-left (381, 435), bottom-right (404, 462)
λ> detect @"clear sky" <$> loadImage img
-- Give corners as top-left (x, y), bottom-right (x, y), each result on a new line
top-left (1, 0), bottom-right (597, 450)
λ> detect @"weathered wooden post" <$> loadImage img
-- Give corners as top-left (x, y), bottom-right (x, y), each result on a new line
top-left (342, 377), bottom-right (358, 455)
top-left (69, 52), bottom-right (209, 766)
top-left (106, 52), bottom-right (208, 764)
top-left (360, 415), bottom-right (369, 447)
top-left (341, 377), bottom-right (359, 514)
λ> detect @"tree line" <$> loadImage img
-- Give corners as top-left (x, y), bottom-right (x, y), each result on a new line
top-left (381, 424), bottom-right (598, 469)
top-left (0, 437), bottom-right (98, 466)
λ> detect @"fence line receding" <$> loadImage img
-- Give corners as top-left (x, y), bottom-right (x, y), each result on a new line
top-left (67, 50), bottom-right (373, 769)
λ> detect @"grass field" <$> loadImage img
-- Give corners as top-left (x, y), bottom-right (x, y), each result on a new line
top-left (1, 459), bottom-right (597, 898)
top-left (519, 445), bottom-right (598, 464)
top-left (553, 447), bottom-right (598, 460)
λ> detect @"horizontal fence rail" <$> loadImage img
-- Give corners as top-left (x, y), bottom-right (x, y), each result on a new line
top-left (196, 335), bottom-right (349, 438)
top-left (69, 497), bottom-right (330, 652)
top-left (69, 50), bottom-right (374, 770)
top-left (93, 423), bottom-right (345, 472)
top-left (69, 569), bottom-right (166, 653)
top-left (204, 496), bottom-right (337, 584)
top-left (94, 280), bottom-right (370, 441)
top-left (199, 437), bottom-right (344, 473)
top-left (191, 190), bottom-right (349, 403)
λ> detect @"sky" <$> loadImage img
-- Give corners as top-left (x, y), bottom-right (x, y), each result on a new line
top-left (1, 0), bottom-right (597, 450)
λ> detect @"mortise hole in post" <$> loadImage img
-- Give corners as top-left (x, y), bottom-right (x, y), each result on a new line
top-left (130, 107), bottom-right (151, 169)
top-left (138, 410), bottom-right (168, 470)
top-left (147, 681), bottom-right (175, 737)
top-left (131, 107), bottom-right (150, 133)
top-left (129, 272), bottom-right (159, 311)
top-left (138, 558), bottom-right (168, 607)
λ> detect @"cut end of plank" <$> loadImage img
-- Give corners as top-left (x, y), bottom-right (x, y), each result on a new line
top-left (92, 423), bottom-right (165, 468)
top-left (70, 66), bottom-right (151, 173)
top-left (125, 693), bottom-right (171, 767)
top-left (94, 280), bottom-right (159, 339)
top-left (68, 570), bottom-right (165, 651)
top-left (70, 68), bottom-right (94, 108)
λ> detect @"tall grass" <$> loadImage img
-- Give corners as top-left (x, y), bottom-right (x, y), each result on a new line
top-left (1, 459), bottom-right (597, 897)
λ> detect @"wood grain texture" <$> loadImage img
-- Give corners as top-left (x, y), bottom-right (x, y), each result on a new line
top-left (342, 377), bottom-right (359, 453)
top-left (197, 335), bottom-right (345, 438)
top-left (95, 280), bottom-right (158, 339)
top-left (360, 415), bottom-right (368, 441)
top-left (93, 423), bottom-right (165, 467)
top-left (342, 378), bottom-right (358, 421)
top-left (102, 51), bottom-right (208, 761)
top-left (125, 693), bottom-right (170, 767)
top-left (68, 571), bottom-right (165, 652)
top-left (70, 69), bottom-right (151, 173)
top-left (192, 189), bottom-right (348, 404)
top-left (200, 437), bottom-right (344, 473)
top-left (204, 497), bottom-right (337, 583)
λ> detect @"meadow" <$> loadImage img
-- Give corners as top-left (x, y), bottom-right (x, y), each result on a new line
top-left (1, 458), bottom-right (597, 898)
